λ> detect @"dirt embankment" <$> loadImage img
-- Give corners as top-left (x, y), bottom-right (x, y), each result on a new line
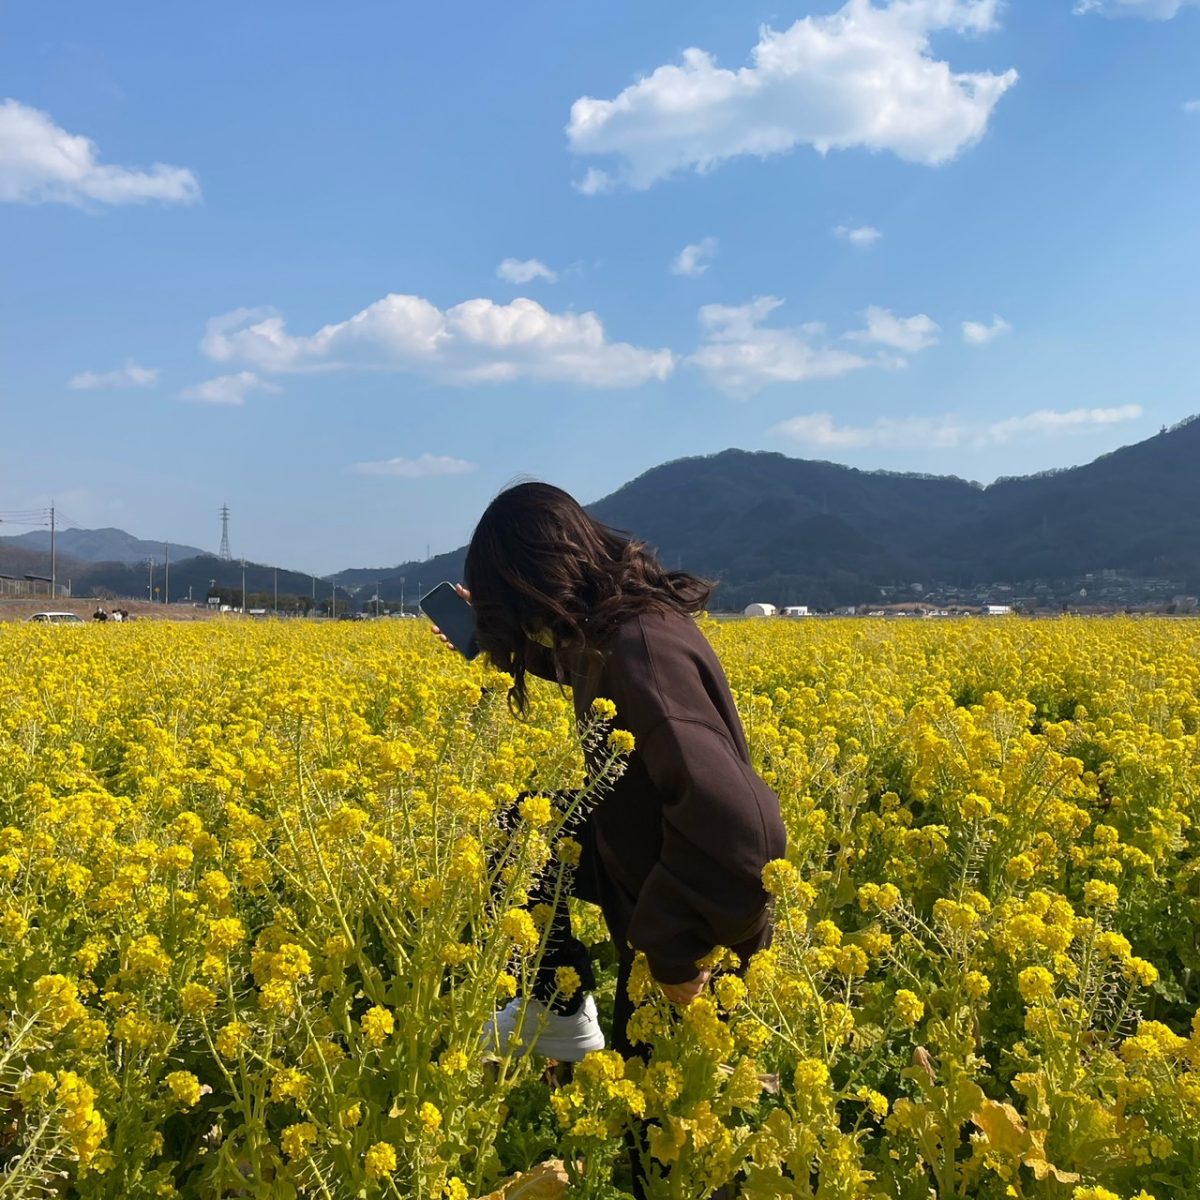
top-left (0, 599), bottom-right (225, 624)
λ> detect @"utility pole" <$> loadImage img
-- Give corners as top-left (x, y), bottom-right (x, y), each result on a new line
top-left (330, 576), bottom-right (336, 619)
top-left (164, 543), bottom-right (170, 606)
top-left (311, 575), bottom-right (316, 617)
top-left (400, 575), bottom-right (405, 616)
top-left (376, 580), bottom-right (381, 618)
top-left (274, 567), bottom-right (278, 615)
top-left (241, 558), bottom-right (247, 613)
top-left (147, 557), bottom-right (154, 602)
top-left (50, 504), bottom-right (56, 599)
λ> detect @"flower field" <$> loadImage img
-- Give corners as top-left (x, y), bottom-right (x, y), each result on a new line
top-left (2, 616), bottom-right (1199, 1200)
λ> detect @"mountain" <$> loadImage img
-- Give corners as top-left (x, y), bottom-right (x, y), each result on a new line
top-left (357, 416), bottom-right (1200, 609)
top-left (0, 541), bottom-right (85, 583)
top-left (925, 417), bottom-right (1200, 585)
top-left (9, 418), bottom-right (1197, 609)
top-left (1, 527), bottom-right (210, 565)
top-left (71, 556), bottom-right (349, 610)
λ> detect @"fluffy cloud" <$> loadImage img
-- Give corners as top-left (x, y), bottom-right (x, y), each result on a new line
top-left (689, 299), bottom-right (936, 396)
top-left (181, 372), bottom-right (281, 406)
top-left (1074, 0), bottom-right (1198, 16)
top-left (690, 299), bottom-right (872, 397)
top-left (566, 0), bottom-right (1017, 190)
top-left (962, 315), bottom-right (1012, 344)
top-left (772, 404), bottom-right (1143, 450)
top-left (497, 257), bottom-right (557, 284)
top-left (68, 361), bottom-right (158, 390)
top-left (0, 99), bottom-right (199, 206)
top-left (671, 237), bottom-right (719, 277)
top-left (834, 223), bottom-right (883, 246)
top-left (202, 295), bottom-right (674, 388)
top-left (351, 454), bottom-right (476, 478)
top-left (849, 306), bottom-right (940, 352)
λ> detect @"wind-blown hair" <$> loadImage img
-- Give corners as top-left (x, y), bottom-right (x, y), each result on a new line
top-left (464, 481), bottom-right (714, 714)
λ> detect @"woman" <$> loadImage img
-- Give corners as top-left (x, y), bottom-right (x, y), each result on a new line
top-left (433, 481), bottom-right (787, 1066)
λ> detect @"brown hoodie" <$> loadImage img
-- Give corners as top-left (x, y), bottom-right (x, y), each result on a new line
top-left (525, 608), bottom-right (787, 984)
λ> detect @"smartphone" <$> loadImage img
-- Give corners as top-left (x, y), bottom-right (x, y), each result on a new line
top-left (420, 582), bottom-right (481, 660)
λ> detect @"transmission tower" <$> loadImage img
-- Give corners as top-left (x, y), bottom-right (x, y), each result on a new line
top-left (219, 504), bottom-right (232, 561)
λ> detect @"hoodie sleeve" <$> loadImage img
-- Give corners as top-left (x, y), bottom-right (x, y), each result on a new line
top-left (606, 618), bottom-right (786, 984)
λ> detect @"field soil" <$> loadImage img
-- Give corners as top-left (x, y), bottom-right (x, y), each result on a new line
top-left (0, 599), bottom-right (227, 623)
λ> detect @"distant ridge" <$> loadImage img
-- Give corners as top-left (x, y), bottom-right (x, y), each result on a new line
top-left (1, 527), bottom-right (210, 565)
top-left (355, 416), bottom-right (1200, 608)
top-left (5, 418), bottom-right (1198, 607)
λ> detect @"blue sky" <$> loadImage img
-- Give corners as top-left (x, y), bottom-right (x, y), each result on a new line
top-left (2, 0), bottom-right (1198, 574)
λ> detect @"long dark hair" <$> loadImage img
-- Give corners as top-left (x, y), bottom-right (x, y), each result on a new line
top-left (464, 481), bottom-right (714, 714)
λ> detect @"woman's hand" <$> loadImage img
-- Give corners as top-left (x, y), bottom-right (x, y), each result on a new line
top-left (430, 584), bottom-right (471, 650)
top-left (658, 968), bottom-right (710, 1006)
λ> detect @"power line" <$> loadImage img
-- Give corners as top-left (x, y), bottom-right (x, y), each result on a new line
top-left (0, 508), bottom-right (52, 527)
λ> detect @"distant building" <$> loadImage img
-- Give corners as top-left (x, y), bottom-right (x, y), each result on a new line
top-left (984, 605), bottom-right (1014, 616)
top-left (744, 603), bottom-right (777, 617)
top-left (782, 606), bottom-right (810, 617)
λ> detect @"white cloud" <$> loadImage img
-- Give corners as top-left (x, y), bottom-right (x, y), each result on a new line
top-left (1074, 0), bottom-right (1197, 17)
top-left (689, 298), bottom-right (936, 396)
top-left (962, 315), bottom-right (1012, 344)
top-left (772, 404), bottom-right (1143, 451)
top-left (849, 305), bottom-right (941, 352)
top-left (573, 167), bottom-right (614, 195)
top-left (497, 257), bottom-right (558, 284)
top-left (566, 0), bottom-right (1017, 190)
top-left (691, 298), bottom-right (872, 397)
top-left (202, 295), bottom-right (674, 388)
top-left (68, 360), bottom-right (158, 390)
top-left (834, 223), bottom-right (883, 246)
top-left (1184, 99), bottom-right (1200, 113)
top-left (351, 454), bottom-right (477, 478)
top-left (983, 405), bottom-right (1142, 443)
top-left (671, 237), bottom-right (719, 277)
top-left (180, 372), bottom-right (281, 406)
top-left (773, 411), bottom-right (965, 448)
top-left (0, 99), bottom-right (199, 206)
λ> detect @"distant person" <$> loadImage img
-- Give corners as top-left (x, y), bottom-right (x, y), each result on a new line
top-left (110, 609), bottom-right (123, 622)
top-left (93, 607), bottom-right (107, 622)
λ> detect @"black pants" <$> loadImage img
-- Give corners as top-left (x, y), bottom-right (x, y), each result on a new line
top-left (498, 791), bottom-right (653, 1194)
top-left (495, 791), bottom-right (603, 1014)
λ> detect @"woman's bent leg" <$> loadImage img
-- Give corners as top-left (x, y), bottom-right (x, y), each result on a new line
top-left (496, 790), bottom-right (597, 1013)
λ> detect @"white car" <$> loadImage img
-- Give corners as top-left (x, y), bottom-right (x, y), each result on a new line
top-left (28, 611), bottom-right (86, 624)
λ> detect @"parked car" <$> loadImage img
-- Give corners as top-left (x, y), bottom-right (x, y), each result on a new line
top-left (28, 611), bottom-right (86, 624)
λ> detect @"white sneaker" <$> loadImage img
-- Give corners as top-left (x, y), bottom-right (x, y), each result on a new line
top-left (483, 994), bottom-right (605, 1062)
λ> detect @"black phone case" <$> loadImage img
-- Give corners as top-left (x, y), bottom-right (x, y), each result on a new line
top-left (419, 583), bottom-right (481, 660)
